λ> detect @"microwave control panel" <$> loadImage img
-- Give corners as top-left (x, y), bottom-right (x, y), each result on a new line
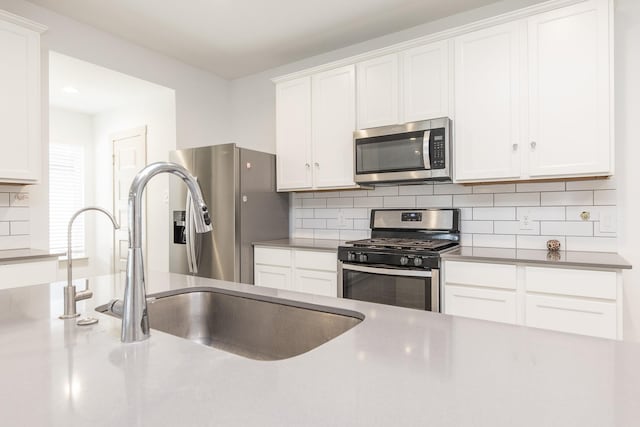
top-left (430, 128), bottom-right (446, 169)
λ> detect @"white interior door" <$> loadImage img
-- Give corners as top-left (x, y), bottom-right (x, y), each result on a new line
top-left (112, 126), bottom-right (147, 274)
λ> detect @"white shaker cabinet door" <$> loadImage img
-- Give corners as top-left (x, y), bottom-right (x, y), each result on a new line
top-left (254, 264), bottom-right (292, 291)
top-left (276, 77), bottom-right (312, 191)
top-left (0, 17), bottom-right (42, 183)
top-left (453, 22), bottom-right (523, 182)
top-left (295, 269), bottom-right (338, 298)
top-left (526, 0), bottom-right (612, 178)
top-left (356, 54), bottom-right (399, 129)
top-left (311, 65), bottom-right (356, 189)
top-left (401, 40), bottom-right (451, 123)
top-left (444, 284), bottom-right (518, 324)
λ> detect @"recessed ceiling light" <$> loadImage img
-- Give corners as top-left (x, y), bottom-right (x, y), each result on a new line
top-left (62, 86), bottom-right (79, 94)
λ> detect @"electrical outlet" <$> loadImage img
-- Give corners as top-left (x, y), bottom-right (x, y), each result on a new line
top-left (520, 209), bottom-right (534, 230)
top-left (338, 211), bottom-right (348, 228)
top-left (599, 212), bottom-right (616, 233)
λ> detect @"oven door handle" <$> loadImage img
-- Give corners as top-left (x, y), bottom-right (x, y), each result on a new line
top-left (342, 263), bottom-right (432, 278)
top-left (422, 130), bottom-right (431, 169)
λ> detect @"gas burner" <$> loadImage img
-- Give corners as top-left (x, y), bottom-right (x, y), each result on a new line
top-left (346, 237), bottom-right (455, 252)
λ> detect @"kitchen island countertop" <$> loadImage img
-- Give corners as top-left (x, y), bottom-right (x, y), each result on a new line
top-left (1, 272), bottom-right (639, 426)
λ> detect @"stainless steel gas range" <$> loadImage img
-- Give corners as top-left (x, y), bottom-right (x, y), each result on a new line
top-left (338, 208), bottom-right (460, 312)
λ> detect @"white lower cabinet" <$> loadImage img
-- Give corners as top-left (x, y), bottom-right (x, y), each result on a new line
top-left (254, 246), bottom-right (338, 297)
top-left (444, 260), bottom-right (622, 339)
top-left (0, 259), bottom-right (58, 290)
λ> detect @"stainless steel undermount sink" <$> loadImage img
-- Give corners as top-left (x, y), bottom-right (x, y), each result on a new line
top-left (96, 287), bottom-right (363, 360)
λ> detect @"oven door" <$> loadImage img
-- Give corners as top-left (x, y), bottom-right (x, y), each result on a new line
top-left (339, 263), bottom-right (440, 312)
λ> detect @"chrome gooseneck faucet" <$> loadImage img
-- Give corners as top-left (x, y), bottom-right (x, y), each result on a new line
top-left (122, 162), bottom-right (212, 343)
top-left (60, 207), bottom-right (120, 321)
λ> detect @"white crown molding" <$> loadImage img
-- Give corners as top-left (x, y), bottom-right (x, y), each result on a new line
top-left (272, 0), bottom-right (587, 83)
top-left (0, 9), bottom-right (47, 33)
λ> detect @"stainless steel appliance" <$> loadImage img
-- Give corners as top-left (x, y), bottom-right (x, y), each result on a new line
top-left (169, 144), bottom-right (289, 284)
top-left (353, 117), bottom-right (452, 184)
top-left (338, 208), bottom-right (460, 311)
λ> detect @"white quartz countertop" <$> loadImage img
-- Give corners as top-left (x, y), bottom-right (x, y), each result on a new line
top-left (0, 248), bottom-right (63, 263)
top-left (253, 238), bottom-right (343, 251)
top-left (442, 246), bottom-right (632, 270)
top-left (1, 272), bottom-right (639, 426)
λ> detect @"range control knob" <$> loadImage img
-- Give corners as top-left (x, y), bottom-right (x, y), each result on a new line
top-left (358, 254), bottom-right (368, 263)
top-left (400, 256), bottom-right (409, 266)
top-left (347, 252), bottom-right (356, 262)
top-left (413, 257), bottom-right (423, 267)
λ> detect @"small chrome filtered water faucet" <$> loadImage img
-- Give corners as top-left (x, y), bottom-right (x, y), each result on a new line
top-left (121, 162), bottom-right (212, 343)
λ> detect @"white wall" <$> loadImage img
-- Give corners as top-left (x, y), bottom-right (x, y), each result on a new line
top-left (92, 90), bottom-right (176, 275)
top-left (49, 107), bottom-right (94, 279)
top-left (0, 0), bottom-right (233, 255)
top-left (615, 0), bottom-right (640, 341)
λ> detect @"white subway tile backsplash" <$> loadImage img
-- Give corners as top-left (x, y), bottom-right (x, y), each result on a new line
top-left (10, 221), bottom-right (29, 236)
top-left (473, 207), bottom-right (515, 221)
top-left (314, 209), bottom-right (339, 218)
top-left (0, 235), bottom-right (29, 250)
top-left (494, 193), bottom-right (540, 206)
top-left (341, 208), bottom-right (369, 219)
top-left (473, 234), bottom-right (516, 249)
top-left (416, 195), bottom-right (452, 208)
top-left (291, 178), bottom-right (617, 251)
top-left (516, 235), bottom-right (566, 250)
top-left (540, 221), bottom-right (593, 236)
top-left (327, 219), bottom-right (353, 229)
top-left (516, 181), bottom-right (565, 192)
top-left (0, 193), bottom-right (9, 207)
top-left (494, 221), bottom-right (540, 235)
top-left (565, 178), bottom-right (616, 191)
top-left (354, 197), bottom-right (383, 208)
top-left (565, 237), bottom-right (617, 252)
top-left (302, 219), bottom-right (326, 229)
top-left (327, 198), bottom-right (354, 208)
top-left (594, 190), bottom-right (616, 206)
top-left (461, 220), bottom-right (493, 234)
top-left (314, 229), bottom-right (340, 240)
top-left (472, 183), bottom-right (516, 194)
top-left (0, 222), bottom-right (9, 236)
top-left (383, 196), bottom-right (416, 208)
top-left (541, 191), bottom-right (593, 206)
top-left (398, 184), bottom-right (434, 196)
top-left (302, 198), bottom-right (326, 208)
top-left (295, 209), bottom-right (314, 218)
top-left (368, 186), bottom-right (398, 196)
top-left (516, 207), bottom-right (565, 221)
top-left (434, 183), bottom-right (472, 195)
top-left (453, 194), bottom-right (493, 207)
top-left (0, 207), bottom-right (29, 221)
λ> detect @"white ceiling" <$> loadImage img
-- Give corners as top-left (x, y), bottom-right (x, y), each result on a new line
top-left (30, 0), bottom-right (498, 79)
top-left (49, 51), bottom-right (173, 114)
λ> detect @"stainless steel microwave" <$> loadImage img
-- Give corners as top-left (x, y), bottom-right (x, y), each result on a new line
top-left (353, 118), bottom-right (452, 184)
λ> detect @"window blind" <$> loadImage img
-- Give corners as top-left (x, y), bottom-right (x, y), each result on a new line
top-left (49, 143), bottom-right (85, 256)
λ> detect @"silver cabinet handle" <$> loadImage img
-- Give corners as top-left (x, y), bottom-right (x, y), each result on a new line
top-left (513, 143), bottom-right (518, 151)
top-left (530, 141), bottom-right (537, 149)
top-left (422, 130), bottom-right (431, 169)
top-left (305, 163), bottom-right (310, 168)
top-left (314, 162), bottom-right (319, 167)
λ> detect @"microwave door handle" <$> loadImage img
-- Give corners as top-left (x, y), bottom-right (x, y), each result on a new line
top-left (422, 130), bottom-right (431, 169)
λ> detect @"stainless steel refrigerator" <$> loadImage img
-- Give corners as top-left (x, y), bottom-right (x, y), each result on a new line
top-left (169, 144), bottom-right (289, 284)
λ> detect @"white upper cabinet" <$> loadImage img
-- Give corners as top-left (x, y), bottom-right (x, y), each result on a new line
top-left (401, 40), bottom-right (451, 123)
top-left (312, 65), bottom-right (356, 188)
top-left (356, 54), bottom-right (399, 129)
top-left (276, 66), bottom-right (357, 191)
top-left (526, 0), bottom-right (611, 178)
top-left (454, 22), bottom-right (523, 181)
top-left (276, 77), bottom-right (312, 191)
top-left (455, 0), bottom-right (612, 182)
top-left (0, 12), bottom-right (45, 184)
top-left (356, 43), bottom-right (451, 129)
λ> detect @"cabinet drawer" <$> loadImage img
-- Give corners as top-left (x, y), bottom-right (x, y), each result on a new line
top-left (254, 247), bottom-right (292, 267)
top-left (0, 260), bottom-right (57, 290)
top-left (445, 260), bottom-right (517, 290)
top-left (525, 266), bottom-right (616, 300)
top-left (295, 269), bottom-right (337, 298)
top-left (294, 249), bottom-right (337, 272)
top-left (444, 284), bottom-right (517, 324)
top-left (525, 294), bottom-right (617, 339)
